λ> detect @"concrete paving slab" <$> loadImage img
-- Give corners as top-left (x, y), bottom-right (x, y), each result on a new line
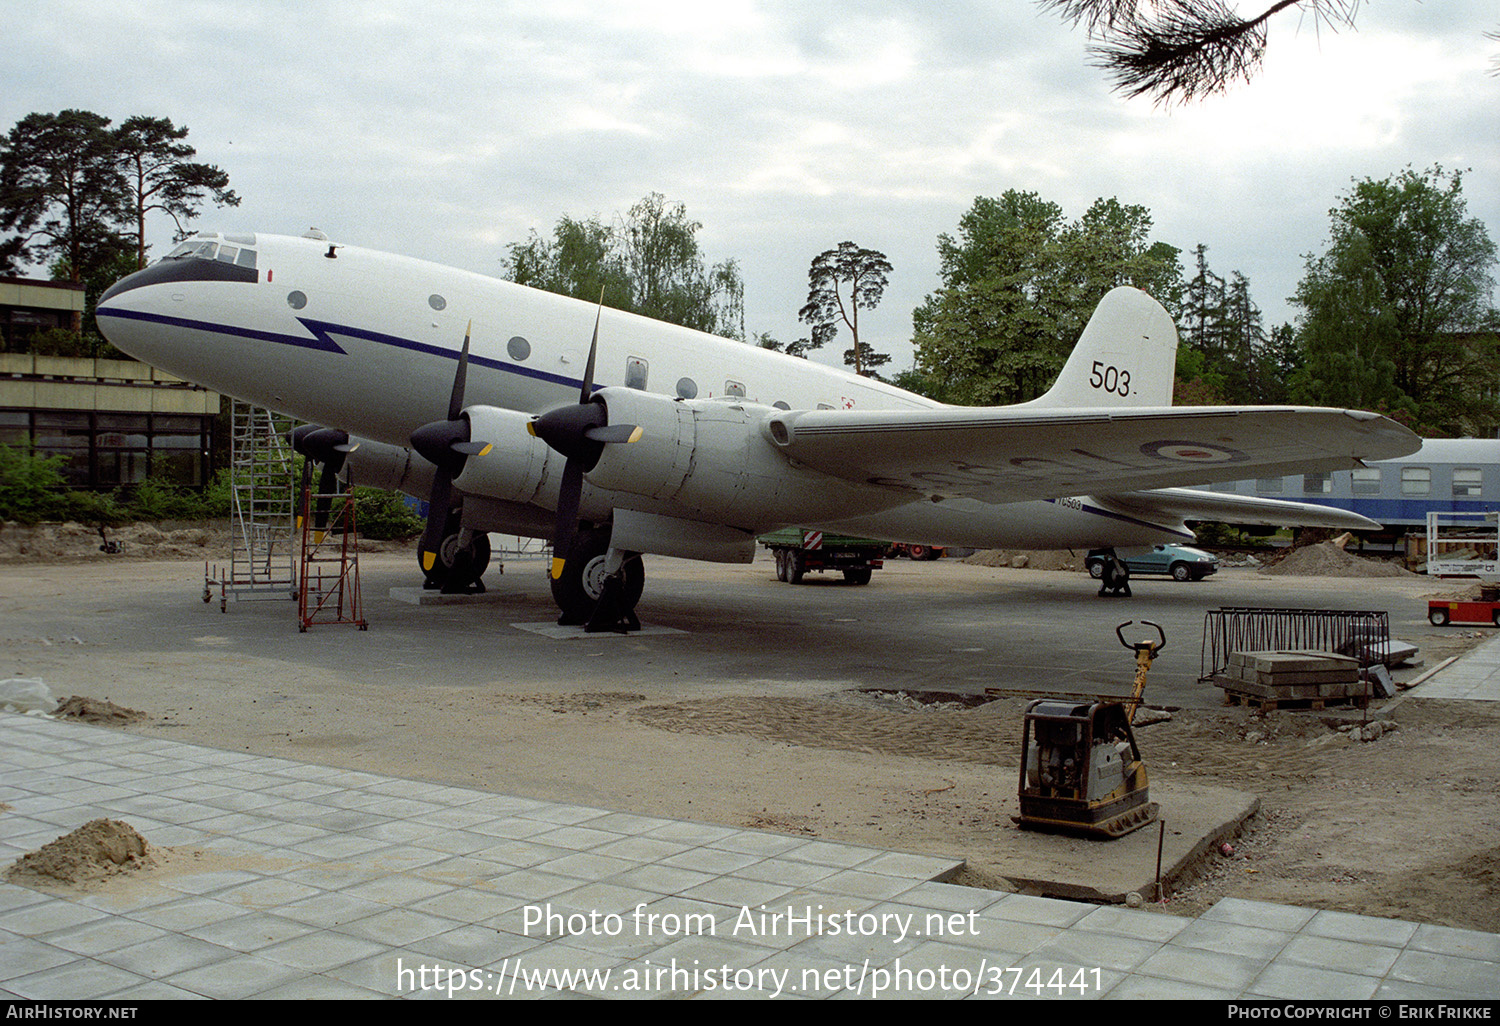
top-left (2, 711), bottom-right (1495, 1000)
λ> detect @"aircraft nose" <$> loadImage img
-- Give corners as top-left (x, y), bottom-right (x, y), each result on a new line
top-left (99, 264), bottom-right (163, 304)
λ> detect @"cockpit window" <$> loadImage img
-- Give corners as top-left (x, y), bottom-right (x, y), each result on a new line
top-left (161, 235), bottom-right (256, 269)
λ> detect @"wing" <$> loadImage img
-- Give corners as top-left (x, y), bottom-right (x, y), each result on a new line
top-left (1090, 487), bottom-right (1381, 531)
top-left (763, 404), bottom-right (1421, 504)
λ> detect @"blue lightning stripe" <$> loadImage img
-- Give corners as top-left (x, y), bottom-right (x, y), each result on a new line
top-left (95, 308), bottom-right (592, 392)
top-left (96, 306), bottom-right (348, 353)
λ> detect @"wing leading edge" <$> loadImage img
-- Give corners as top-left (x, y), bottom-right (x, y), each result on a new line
top-left (762, 404), bottom-right (1421, 505)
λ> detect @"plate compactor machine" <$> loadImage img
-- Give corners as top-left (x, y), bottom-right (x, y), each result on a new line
top-left (1014, 621), bottom-right (1164, 839)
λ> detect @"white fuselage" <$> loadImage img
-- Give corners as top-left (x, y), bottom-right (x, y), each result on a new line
top-left (96, 232), bottom-right (1192, 552)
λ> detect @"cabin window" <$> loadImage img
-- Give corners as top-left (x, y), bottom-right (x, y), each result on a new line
top-left (625, 357), bottom-right (648, 390)
top-left (676, 377), bottom-right (697, 399)
top-left (1255, 477), bottom-right (1284, 494)
top-left (1351, 468), bottom-right (1381, 495)
top-left (428, 294), bottom-right (446, 311)
top-left (1303, 472), bottom-right (1331, 494)
top-left (816, 403), bottom-right (834, 410)
top-left (1401, 467), bottom-right (1431, 496)
top-left (507, 336), bottom-right (531, 361)
top-left (286, 291), bottom-right (307, 310)
top-left (772, 400), bottom-right (790, 410)
top-left (1454, 468), bottom-right (1483, 497)
top-left (724, 380), bottom-right (746, 398)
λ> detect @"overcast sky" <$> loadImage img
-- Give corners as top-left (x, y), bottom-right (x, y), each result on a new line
top-left (6, 1), bottom-right (1497, 373)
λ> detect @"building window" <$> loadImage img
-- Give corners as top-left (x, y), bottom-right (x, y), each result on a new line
top-left (1351, 468), bottom-right (1381, 495)
top-left (1401, 467), bottom-right (1431, 496)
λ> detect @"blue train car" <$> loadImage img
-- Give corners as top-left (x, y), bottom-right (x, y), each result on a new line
top-left (1187, 438), bottom-right (1500, 534)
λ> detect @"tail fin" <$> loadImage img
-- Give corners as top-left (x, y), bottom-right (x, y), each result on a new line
top-left (1026, 286), bottom-right (1178, 408)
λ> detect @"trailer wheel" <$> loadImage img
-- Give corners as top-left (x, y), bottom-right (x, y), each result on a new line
top-left (786, 550), bottom-right (805, 584)
top-left (843, 567), bottom-right (872, 586)
top-left (1429, 607), bottom-right (1450, 626)
top-left (1493, 609), bottom-right (1500, 628)
top-left (774, 549), bottom-right (788, 582)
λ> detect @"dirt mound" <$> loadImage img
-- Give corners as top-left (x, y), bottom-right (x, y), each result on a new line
top-left (5, 819), bottom-right (155, 889)
top-left (962, 549), bottom-right (1081, 571)
top-left (53, 695), bottom-right (147, 725)
top-left (1260, 541), bottom-right (1414, 578)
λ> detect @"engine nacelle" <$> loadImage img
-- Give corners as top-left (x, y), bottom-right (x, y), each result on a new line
top-left (450, 405), bottom-right (561, 506)
top-left (584, 387), bottom-right (902, 528)
top-left (340, 436), bottom-right (435, 497)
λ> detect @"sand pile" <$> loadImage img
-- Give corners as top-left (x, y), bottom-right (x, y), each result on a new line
top-left (53, 696), bottom-right (147, 725)
top-left (962, 549), bottom-right (1080, 571)
top-left (1261, 541), bottom-right (1414, 578)
top-left (5, 819), bottom-right (155, 889)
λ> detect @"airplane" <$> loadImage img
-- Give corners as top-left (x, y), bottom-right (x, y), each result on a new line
top-left (95, 229), bottom-right (1420, 631)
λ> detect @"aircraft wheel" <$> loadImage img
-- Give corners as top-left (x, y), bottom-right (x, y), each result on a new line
top-left (423, 529), bottom-right (491, 592)
top-left (550, 528), bottom-right (644, 621)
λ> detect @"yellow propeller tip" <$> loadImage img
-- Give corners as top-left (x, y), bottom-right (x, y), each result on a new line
top-left (478, 443), bottom-right (493, 456)
top-left (627, 426), bottom-right (644, 443)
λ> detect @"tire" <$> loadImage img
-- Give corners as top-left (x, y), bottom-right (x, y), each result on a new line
top-left (774, 549), bottom-right (788, 583)
top-left (1170, 562), bottom-right (1191, 582)
top-left (1087, 560), bottom-right (1105, 579)
top-left (786, 549), bottom-right (805, 584)
top-left (424, 528), bottom-right (492, 592)
top-left (1492, 609), bottom-right (1499, 628)
top-left (1430, 607), bottom-right (1450, 626)
top-left (843, 567), bottom-right (872, 586)
top-left (907, 544), bottom-right (940, 561)
top-left (550, 528), bottom-right (644, 622)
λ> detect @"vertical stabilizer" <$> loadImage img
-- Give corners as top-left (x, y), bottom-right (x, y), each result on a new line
top-left (1025, 286), bottom-right (1178, 408)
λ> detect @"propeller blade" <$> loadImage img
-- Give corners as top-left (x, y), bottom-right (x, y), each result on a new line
top-left (414, 321), bottom-right (477, 578)
top-left (448, 321), bottom-right (472, 422)
top-left (315, 461), bottom-right (339, 533)
top-left (579, 294), bottom-right (602, 404)
top-left (551, 459), bottom-right (585, 581)
top-left (584, 423), bottom-right (642, 444)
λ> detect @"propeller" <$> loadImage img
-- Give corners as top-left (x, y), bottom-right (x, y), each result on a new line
top-left (291, 424), bottom-right (358, 535)
top-left (526, 300), bottom-right (641, 584)
top-left (410, 321), bottom-right (492, 577)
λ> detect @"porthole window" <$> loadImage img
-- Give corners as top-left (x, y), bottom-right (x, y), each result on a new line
top-left (428, 294), bottom-right (446, 311)
top-left (287, 290), bottom-right (307, 310)
top-left (507, 336), bottom-right (531, 361)
top-left (773, 400), bottom-right (790, 410)
top-left (676, 377), bottom-right (698, 399)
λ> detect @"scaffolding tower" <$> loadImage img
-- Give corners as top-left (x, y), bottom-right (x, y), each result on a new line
top-left (204, 400), bottom-right (298, 611)
top-left (297, 484), bottom-right (366, 631)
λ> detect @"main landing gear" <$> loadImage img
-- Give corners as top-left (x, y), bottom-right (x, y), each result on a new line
top-left (550, 525), bottom-right (644, 633)
top-left (419, 512), bottom-right (491, 594)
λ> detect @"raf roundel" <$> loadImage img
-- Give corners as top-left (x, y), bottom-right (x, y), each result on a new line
top-left (1140, 440), bottom-right (1249, 464)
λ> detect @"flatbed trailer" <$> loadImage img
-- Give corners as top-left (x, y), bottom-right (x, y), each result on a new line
top-left (759, 528), bottom-right (886, 585)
